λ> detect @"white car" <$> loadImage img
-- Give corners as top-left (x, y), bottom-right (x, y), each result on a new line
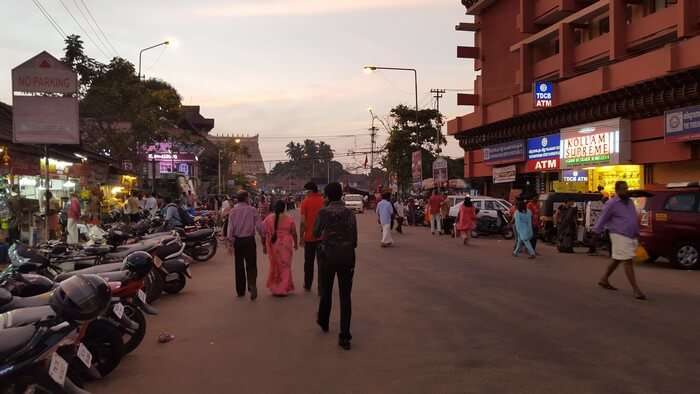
top-left (343, 194), bottom-right (364, 213)
top-left (448, 196), bottom-right (512, 219)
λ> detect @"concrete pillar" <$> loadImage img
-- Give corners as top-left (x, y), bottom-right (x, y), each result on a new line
top-left (519, 0), bottom-right (535, 33)
top-left (678, 0), bottom-right (698, 39)
top-left (559, 23), bottom-right (575, 78)
top-left (519, 44), bottom-right (533, 92)
top-left (610, 0), bottom-right (627, 60)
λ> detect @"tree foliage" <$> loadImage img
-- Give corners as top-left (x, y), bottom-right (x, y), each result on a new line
top-left (61, 35), bottom-right (106, 97)
top-left (381, 104), bottom-right (446, 192)
top-left (272, 139), bottom-right (346, 180)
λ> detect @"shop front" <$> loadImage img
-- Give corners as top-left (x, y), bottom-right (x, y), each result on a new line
top-left (559, 118), bottom-right (642, 193)
top-left (524, 133), bottom-right (561, 194)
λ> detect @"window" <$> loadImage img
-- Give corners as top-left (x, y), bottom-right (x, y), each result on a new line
top-left (474, 201), bottom-right (483, 210)
top-left (484, 201), bottom-right (498, 210)
top-left (598, 17), bottom-right (610, 35)
top-left (664, 193), bottom-right (697, 212)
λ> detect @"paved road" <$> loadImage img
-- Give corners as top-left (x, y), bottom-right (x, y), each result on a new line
top-left (93, 212), bottom-right (700, 394)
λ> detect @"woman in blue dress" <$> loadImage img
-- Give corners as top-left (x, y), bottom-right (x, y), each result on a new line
top-left (513, 200), bottom-right (536, 259)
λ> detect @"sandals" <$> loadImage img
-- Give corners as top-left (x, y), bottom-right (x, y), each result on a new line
top-left (598, 282), bottom-right (618, 291)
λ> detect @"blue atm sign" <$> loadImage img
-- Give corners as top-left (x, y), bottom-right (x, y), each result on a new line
top-left (534, 81), bottom-right (553, 108)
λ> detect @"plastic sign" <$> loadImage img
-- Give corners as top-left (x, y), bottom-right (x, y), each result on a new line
top-left (483, 140), bottom-right (526, 165)
top-left (561, 170), bottom-right (589, 182)
top-left (560, 118), bottom-right (631, 169)
top-left (534, 81), bottom-right (553, 108)
top-left (526, 133), bottom-right (560, 172)
top-left (665, 104), bottom-right (700, 142)
top-left (493, 165), bottom-right (516, 184)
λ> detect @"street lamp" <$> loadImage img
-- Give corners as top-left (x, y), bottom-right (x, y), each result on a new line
top-left (138, 41), bottom-right (170, 79)
top-left (363, 65), bottom-right (419, 128)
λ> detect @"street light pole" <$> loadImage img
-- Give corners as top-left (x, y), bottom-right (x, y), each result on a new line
top-left (364, 66), bottom-right (419, 128)
top-left (138, 41), bottom-right (170, 80)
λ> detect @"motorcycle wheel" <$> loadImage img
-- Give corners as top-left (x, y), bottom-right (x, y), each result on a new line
top-left (122, 303), bottom-right (147, 353)
top-left (82, 319), bottom-right (125, 380)
top-left (192, 238), bottom-right (217, 262)
top-left (163, 272), bottom-right (187, 294)
top-left (144, 270), bottom-right (163, 304)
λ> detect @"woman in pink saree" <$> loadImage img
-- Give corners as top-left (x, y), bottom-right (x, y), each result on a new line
top-left (262, 201), bottom-right (298, 296)
top-left (455, 197), bottom-right (477, 245)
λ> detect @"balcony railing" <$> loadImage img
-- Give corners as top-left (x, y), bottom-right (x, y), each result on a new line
top-left (574, 33), bottom-right (610, 65)
top-left (626, 5), bottom-right (677, 48)
top-left (533, 54), bottom-right (559, 80)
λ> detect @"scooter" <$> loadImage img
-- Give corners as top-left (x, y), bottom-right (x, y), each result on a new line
top-left (471, 210), bottom-right (514, 239)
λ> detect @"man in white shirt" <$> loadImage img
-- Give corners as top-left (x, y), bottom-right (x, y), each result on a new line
top-left (144, 192), bottom-right (158, 215)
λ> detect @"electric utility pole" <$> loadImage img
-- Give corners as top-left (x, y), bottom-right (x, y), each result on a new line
top-left (430, 89), bottom-right (446, 154)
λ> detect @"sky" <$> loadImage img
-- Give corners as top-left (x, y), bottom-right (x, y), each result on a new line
top-left (0, 0), bottom-right (476, 173)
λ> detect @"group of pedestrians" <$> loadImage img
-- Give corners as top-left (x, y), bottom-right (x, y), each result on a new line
top-left (225, 182), bottom-right (358, 350)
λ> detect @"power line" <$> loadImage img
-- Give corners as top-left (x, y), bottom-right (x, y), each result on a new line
top-left (56, 0), bottom-right (110, 59)
top-left (78, 0), bottom-right (120, 56)
top-left (72, 0), bottom-right (114, 58)
top-left (33, 0), bottom-right (67, 39)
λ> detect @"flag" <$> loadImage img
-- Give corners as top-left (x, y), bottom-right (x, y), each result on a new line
top-left (364, 155), bottom-right (368, 169)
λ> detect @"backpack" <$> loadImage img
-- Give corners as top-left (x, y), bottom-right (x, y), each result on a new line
top-left (177, 206), bottom-right (194, 226)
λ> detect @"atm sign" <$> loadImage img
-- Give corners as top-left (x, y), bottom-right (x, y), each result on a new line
top-left (525, 157), bottom-right (560, 172)
top-left (534, 81), bottom-right (553, 108)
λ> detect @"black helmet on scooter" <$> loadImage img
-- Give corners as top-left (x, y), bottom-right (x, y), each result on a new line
top-left (50, 274), bottom-right (111, 321)
top-left (122, 251), bottom-right (154, 279)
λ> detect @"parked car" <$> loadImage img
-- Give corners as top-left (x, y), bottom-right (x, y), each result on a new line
top-left (343, 194), bottom-right (364, 213)
top-left (447, 196), bottom-right (512, 219)
top-left (638, 182), bottom-right (700, 269)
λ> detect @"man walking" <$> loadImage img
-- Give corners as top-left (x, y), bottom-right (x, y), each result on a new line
top-left (428, 190), bottom-right (444, 235)
top-left (595, 181), bottom-right (647, 300)
top-left (314, 182), bottom-right (358, 350)
top-left (300, 182), bottom-right (325, 293)
top-left (376, 191), bottom-right (394, 247)
top-left (227, 191), bottom-right (262, 301)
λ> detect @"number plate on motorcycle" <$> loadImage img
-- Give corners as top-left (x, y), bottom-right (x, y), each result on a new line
top-left (77, 343), bottom-right (92, 368)
top-left (137, 290), bottom-right (147, 303)
top-left (113, 302), bottom-right (124, 319)
top-left (49, 352), bottom-right (68, 386)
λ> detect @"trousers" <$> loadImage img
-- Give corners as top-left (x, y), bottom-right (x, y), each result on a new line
top-left (430, 213), bottom-right (442, 233)
top-left (304, 241), bottom-right (321, 292)
top-left (318, 251), bottom-right (355, 341)
top-left (233, 236), bottom-right (257, 296)
top-left (66, 218), bottom-right (79, 244)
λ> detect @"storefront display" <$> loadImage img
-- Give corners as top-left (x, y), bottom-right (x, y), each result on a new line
top-left (587, 165), bottom-right (642, 193)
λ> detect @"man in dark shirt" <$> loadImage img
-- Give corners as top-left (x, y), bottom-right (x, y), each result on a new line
top-left (314, 182), bottom-right (358, 350)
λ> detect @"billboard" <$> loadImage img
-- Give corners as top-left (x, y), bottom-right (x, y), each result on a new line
top-left (12, 96), bottom-right (80, 145)
top-left (560, 118), bottom-right (630, 169)
top-left (432, 157), bottom-right (448, 186)
top-left (483, 140), bottom-right (526, 165)
top-left (665, 105), bottom-right (700, 143)
top-left (411, 150), bottom-right (422, 183)
top-left (525, 133), bottom-right (560, 172)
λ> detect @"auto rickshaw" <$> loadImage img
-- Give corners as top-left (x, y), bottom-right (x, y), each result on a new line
top-left (538, 192), bottom-right (604, 244)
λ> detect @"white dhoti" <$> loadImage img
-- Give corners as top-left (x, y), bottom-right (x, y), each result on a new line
top-left (67, 218), bottom-right (79, 244)
top-left (610, 233), bottom-right (637, 261)
top-left (381, 223), bottom-right (393, 245)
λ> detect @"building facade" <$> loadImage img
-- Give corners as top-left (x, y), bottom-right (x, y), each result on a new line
top-left (449, 0), bottom-right (700, 198)
top-left (207, 134), bottom-right (266, 177)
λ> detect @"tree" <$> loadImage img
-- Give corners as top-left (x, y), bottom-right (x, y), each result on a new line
top-left (381, 104), bottom-right (445, 192)
top-left (62, 35), bottom-right (106, 97)
top-left (271, 139), bottom-right (346, 180)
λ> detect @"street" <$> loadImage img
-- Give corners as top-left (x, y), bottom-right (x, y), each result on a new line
top-left (92, 212), bottom-right (700, 394)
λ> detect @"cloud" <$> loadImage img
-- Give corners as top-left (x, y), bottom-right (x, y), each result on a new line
top-left (195, 0), bottom-right (448, 17)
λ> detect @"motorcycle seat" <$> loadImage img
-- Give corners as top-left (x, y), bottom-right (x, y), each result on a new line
top-left (0, 325), bottom-right (37, 359)
top-left (0, 292), bottom-right (52, 314)
top-left (184, 229), bottom-right (213, 242)
top-left (107, 242), bottom-right (156, 260)
top-left (0, 306), bottom-right (56, 329)
top-left (54, 262), bottom-right (125, 282)
top-left (57, 270), bottom-right (129, 283)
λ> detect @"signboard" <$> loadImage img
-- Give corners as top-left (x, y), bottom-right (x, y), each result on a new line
top-left (432, 157), bottom-right (448, 185)
top-left (11, 51), bottom-right (79, 145)
top-left (665, 105), bottom-right (700, 143)
top-left (483, 140), bottom-right (526, 165)
top-left (561, 169), bottom-right (588, 182)
top-left (12, 51), bottom-right (78, 94)
top-left (552, 181), bottom-right (588, 193)
top-left (493, 165), bottom-right (516, 184)
top-left (411, 151), bottom-right (422, 183)
top-left (525, 133), bottom-right (561, 172)
top-left (534, 81), bottom-right (553, 108)
top-left (560, 118), bottom-right (630, 169)
top-left (12, 96), bottom-right (79, 144)
top-left (147, 152), bottom-right (196, 162)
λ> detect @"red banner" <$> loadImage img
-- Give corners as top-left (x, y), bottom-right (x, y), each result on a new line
top-left (525, 157), bottom-right (560, 172)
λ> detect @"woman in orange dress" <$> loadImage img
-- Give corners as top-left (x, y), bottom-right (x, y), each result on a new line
top-left (455, 197), bottom-right (477, 245)
top-left (262, 201), bottom-right (298, 296)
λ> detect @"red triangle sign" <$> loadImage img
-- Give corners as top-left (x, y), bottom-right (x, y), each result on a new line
top-left (39, 60), bottom-right (51, 68)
